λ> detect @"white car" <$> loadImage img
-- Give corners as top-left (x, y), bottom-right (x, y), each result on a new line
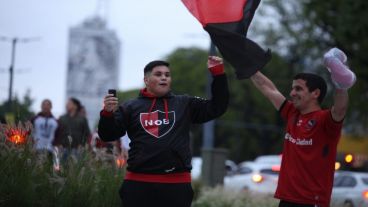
top-left (254, 155), bottom-right (282, 164)
top-left (331, 171), bottom-right (368, 207)
top-left (191, 157), bottom-right (238, 180)
top-left (191, 157), bottom-right (202, 180)
top-left (224, 156), bottom-right (281, 194)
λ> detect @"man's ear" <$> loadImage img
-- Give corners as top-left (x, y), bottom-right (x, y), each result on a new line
top-left (144, 76), bottom-right (149, 86)
top-left (312, 89), bottom-right (321, 100)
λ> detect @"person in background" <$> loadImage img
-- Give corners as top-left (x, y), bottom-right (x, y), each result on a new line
top-left (31, 99), bottom-right (59, 156)
top-left (89, 128), bottom-right (113, 153)
top-left (54, 98), bottom-right (91, 159)
top-left (119, 134), bottom-right (130, 161)
top-left (79, 105), bottom-right (87, 117)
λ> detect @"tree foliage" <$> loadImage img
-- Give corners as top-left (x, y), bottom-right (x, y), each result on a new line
top-left (0, 91), bottom-right (35, 123)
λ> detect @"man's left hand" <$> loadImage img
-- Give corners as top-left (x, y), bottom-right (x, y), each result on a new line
top-left (208, 56), bottom-right (225, 76)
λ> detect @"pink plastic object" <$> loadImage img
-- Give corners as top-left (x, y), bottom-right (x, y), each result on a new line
top-left (323, 48), bottom-right (356, 89)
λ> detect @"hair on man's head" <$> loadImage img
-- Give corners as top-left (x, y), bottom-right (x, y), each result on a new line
top-left (42, 99), bottom-right (52, 105)
top-left (293, 73), bottom-right (327, 104)
top-left (143, 60), bottom-right (170, 76)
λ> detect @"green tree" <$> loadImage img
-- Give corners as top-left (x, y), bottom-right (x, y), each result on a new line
top-left (0, 91), bottom-right (35, 123)
top-left (117, 88), bottom-right (140, 101)
top-left (303, 0), bottom-right (368, 134)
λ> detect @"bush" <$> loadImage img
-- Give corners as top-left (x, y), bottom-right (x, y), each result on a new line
top-left (193, 187), bottom-right (278, 207)
top-left (0, 123), bottom-right (124, 207)
top-left (0, 123), bottom-right (327, 207)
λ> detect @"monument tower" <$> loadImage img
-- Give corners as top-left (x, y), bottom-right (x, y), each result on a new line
top-left (66, 0), bottom-right (120, 128)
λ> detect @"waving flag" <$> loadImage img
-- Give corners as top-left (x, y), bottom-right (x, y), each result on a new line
top-left (182, 0), bottom-right (271, 79)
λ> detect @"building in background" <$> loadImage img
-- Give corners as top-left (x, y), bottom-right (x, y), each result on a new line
top-left (66, 16), bottom-right (120, 129)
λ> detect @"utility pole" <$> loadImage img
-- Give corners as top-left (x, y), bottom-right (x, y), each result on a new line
top-left (0, 36), bottom-right (40, 106)
top-left (8, 38), bottom-right (17, 104)
top-left (182, 34), bottom-right (227, 186)
top-left (201, 41), bottom-right (228, 187)
top-left (202, 42), bottom-right (217, 148)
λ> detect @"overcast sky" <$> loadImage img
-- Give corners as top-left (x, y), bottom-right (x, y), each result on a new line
top-left (0, 0), bottom-right (214, 116)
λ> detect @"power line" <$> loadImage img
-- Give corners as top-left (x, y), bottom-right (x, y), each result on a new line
top-left (0, 68), bottom-right (31, 73)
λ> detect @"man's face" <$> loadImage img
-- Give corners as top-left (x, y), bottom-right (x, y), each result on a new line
top-left (41, 101), bottom-right (52, 114)
top-left (144, 66), bottom-right (172, 97)
top-left (289, 79), bottom-right (319, 111)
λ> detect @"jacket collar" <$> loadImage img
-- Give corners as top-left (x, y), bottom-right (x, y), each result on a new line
top-left (37, 112), bottom-right (54, 118)
top-left (139, 88), bottom-right (173, 98)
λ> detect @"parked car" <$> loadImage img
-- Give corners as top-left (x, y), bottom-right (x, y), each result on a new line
top-left (331, 171), bottom-right (368, 207)
top-left (191, 157), bottom-right (202, 180)
top-left (191, 157), bottom-right (238, 180)
top-left (224, 156), bottom-right (281, 194)
top-left (254, 155), bottom-right (282, 165)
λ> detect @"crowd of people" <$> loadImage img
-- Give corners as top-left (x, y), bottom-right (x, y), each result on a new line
top-left (27, 97), bottom-right (127, 165)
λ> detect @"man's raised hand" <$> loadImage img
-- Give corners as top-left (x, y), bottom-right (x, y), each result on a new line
top-left (323, 48), bottom-right (356, 89)
top-left (208, 56), bottom-right (225, 76)
top-left (103, 94), bottom-right (119, 112)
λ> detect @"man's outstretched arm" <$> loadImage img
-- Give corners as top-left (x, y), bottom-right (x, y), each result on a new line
top-left (323, 48), bottom-right (356, 122)
top-left (250, 71), bottom-right (286, 110)
top-left (190, 56), bottom-right (229, 123)
top-left (331, 89), bottom-right (349, 122)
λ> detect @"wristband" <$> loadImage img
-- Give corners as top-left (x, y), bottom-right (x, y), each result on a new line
top-left (101, 110), bottom-right (113, 117)
top-left (208, 64), bottom-right (225, 76)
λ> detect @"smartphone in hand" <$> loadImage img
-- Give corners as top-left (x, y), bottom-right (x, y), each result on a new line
top-left (108, 89), bottom-right (117, 97)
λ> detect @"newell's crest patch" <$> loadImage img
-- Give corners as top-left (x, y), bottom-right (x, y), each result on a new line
top-left (305, 119), bottom-right (317, 131)
top-left (140, 110), bottom-right (176, 138)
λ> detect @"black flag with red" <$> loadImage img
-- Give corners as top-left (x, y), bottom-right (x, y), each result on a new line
top-left (182, 0), bottom-right (271, 79)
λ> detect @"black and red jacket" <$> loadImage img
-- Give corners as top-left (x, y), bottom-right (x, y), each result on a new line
top-left (98, 73), bottom-right (228, 182)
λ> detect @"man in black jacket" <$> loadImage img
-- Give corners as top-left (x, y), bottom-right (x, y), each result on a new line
top-left (98, 56), bottom-right (229, 207)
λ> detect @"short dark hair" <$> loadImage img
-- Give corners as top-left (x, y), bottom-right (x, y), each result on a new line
top-left (42, 99), bottom-right (52, 105)
top-left (69, 97), bottom-right (82, 112)
top-left (293, 73), bottom-right (327, 104)
top-left (143, 60), bottom-right (170, 75)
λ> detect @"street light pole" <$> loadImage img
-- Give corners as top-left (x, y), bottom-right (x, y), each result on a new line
top-left (8, 38), bottom-right (17, 103)
top-left (0, 36), bottom-right (40, 106)
top-left (203, 42), bottom-right (217, 149)
top-left (201, 41), bottom-right (227, 187)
